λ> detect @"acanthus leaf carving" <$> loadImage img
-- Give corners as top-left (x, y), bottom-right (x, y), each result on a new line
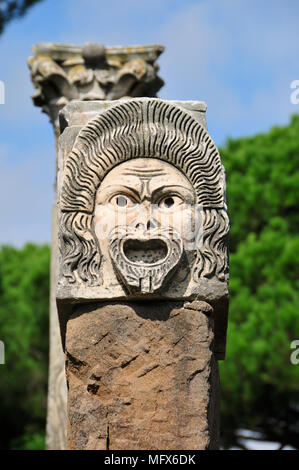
top-left (28, 43), bottom-right (165, 132)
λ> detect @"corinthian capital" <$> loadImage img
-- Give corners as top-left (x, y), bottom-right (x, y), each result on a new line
top-left (28, 42), bottom-right (164, 133)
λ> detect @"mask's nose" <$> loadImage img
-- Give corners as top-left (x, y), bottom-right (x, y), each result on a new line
top-left (130, 205), bottom-right (159, 233)
top-left (134, 220), bottom-right (158, 230)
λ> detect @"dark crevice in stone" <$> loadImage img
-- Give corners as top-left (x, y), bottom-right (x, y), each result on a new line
top-left (106, 425), bottom-right (110, 450)
top-left (137, 363), bottom-right (159, 378)
top-left (66, 351), bottom-right (87, 370)
top-left (120, 355), bottom-right (138, 369)
top-left (187, 368), bottom-right (205, 383)
top-left (93, 332), bottom-right (109, 345)
top-left (87, 383), bottom-right (99, 395)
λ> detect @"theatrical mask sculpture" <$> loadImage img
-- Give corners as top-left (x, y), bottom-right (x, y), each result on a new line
top-left (57, 98), bottom-right (229, 358)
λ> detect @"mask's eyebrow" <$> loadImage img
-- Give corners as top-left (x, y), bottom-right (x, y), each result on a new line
top-left (151, 185), bottom-right (195, 201)
top-left (96, 184), bottom-right (140, 202)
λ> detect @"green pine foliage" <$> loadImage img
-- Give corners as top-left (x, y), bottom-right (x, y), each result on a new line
top-left (0, 1), bottom-right (44, 34)
top-left (0, 243), bottom-right (50, 449)
top-left (219, 115), bottom-right (299, 449)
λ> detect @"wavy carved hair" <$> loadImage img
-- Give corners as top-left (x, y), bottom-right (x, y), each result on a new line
top-left (59, 98), bottom-right (229, 285)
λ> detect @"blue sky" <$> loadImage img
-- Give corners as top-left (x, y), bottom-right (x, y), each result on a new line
top-left (1, 0), bottom-right (299, 246)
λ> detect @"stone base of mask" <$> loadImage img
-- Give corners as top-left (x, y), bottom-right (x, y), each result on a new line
top-left (64, 300), bottom-right (220, 450)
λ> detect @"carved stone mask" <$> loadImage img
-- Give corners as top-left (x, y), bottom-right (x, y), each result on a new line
top-left (94, 158), bottom-right (196, 294)
top-left (59, 98), bottom-right (229, 294)
top-left (57, 98), bottom-right (230, 358)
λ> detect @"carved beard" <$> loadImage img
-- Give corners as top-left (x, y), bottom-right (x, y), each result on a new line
top-left (108, 226), bottom-right (183, 294)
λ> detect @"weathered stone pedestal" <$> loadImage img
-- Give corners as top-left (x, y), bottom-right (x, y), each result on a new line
top-left (65, 301), bottom-right (219, 450)
top-left (56, 97), bottom-right (229, 450)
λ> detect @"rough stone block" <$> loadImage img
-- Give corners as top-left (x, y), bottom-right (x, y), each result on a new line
top-left (66, 301), bottom-right (219, 450)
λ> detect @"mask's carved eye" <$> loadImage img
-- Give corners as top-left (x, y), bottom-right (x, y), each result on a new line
top-left (159, 195), bottom-right (183, 210)
top-left (110, 195), bottom-right (136, 208)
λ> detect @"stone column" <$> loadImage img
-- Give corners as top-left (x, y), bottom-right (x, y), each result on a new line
top-left (28, 43), bottom-right (164, 450)
top-left (56, 98), bottom-right (229, 450)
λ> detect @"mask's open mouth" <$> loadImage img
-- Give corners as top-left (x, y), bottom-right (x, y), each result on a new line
top-left (109, 226), bottom-right (183, 293)
top-left (123, 239), bottom-right (168, 265)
